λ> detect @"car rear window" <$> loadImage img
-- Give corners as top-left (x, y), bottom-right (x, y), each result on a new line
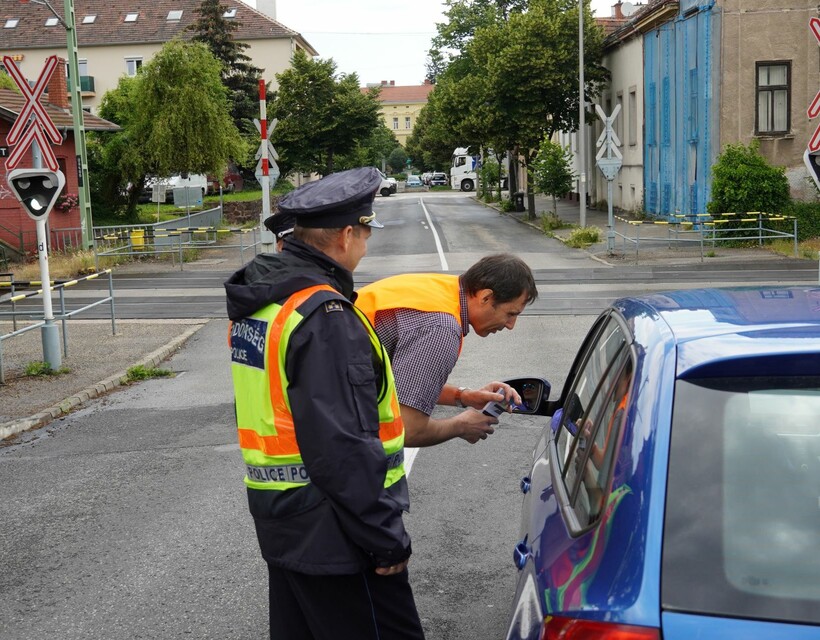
top-left (663, 375), bottom-right (820, 625)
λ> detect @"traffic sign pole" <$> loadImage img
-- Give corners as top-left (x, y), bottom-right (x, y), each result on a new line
top-left (595, 104), bottom-right (623, 252)
top-left (258, 80), bottom-right (275, 253)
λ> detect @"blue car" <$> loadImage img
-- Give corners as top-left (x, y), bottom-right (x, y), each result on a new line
top-left (504, 287), bottom-right (820, 640)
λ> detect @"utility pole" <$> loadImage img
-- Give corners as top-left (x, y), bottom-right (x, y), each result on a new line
top-left (22, 0), bottom-right (94, 249)
top-left (578, 0), bottom-right (586, 228)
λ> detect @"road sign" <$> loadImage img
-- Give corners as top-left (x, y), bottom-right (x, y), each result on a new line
top-left (3, 56), bottom-right (63, 171)
top-left (597, 157), bottom-right (622, 181)
top-left (806, 17), bottom-right (820, 187)
top-left (594, 104), bottom-right (623, 170)
top-left (255, 157), bottom-right (280, 187)
top-left (6, 168), bottom-right (65, 221)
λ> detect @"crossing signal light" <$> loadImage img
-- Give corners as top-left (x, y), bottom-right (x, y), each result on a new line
top-left (7, 168), bottom-right (65, 221)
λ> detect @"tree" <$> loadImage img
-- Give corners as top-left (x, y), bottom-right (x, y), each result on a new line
top-left (388, 147), bottom-right (408, 174)
top-left (93, 40), bottom-right (247, 221)
top-left (430, 0), bottom-right (607, 217)
top-left (0, 71), bottom-right (19, 92)
top-left (188, 0), bottom-right (268, 137)
top-left (708, 140), bottom-right (791, 214)
top-left (405, 94), bottom-right (460, 172)
top-left (335, 123), bottom-right (399, 171)
top-left (532, 137), bottom-right (575, 216)
top-left (270, 50), bottom-right (381, 176)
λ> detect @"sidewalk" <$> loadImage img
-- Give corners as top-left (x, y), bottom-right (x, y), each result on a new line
top-left (498, 193), bottom-right (810, 267)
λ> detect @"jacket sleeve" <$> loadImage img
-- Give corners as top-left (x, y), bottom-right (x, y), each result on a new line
top-left (285, 302), bottom-right (411, 567)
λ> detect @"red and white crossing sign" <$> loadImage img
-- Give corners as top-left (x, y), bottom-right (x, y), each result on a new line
top-left (806, 18), bottom-right (820, 189)
top-left (3, 55), bottom-right (63, 171)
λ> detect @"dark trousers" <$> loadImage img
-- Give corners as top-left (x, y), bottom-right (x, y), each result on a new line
top-left (268, 564), bottom-right (426, 640)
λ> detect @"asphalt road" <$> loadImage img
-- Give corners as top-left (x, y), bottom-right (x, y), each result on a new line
top-left (1, 192), bottom-right (817, 639)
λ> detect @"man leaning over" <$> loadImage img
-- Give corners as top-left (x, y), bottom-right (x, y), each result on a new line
top-left (356, 254), bottom-right (538, 447)
top-left (225, 167), bottom-right (424, 640)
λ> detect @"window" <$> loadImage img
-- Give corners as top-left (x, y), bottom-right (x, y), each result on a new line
top-left (553, 314), bottom-right (634, 531)
top-left (78, 59), bottom-right (88, 76)
top-left (223, 8), bottom-right (237, 18)
top-left (45, 17), bottom-right (60, 27)
top-left (124, 12), bottom-right (138, 23)
top-left (82, 15), bottom-right (96, 24)
top-left (167, 10), bottom-right (183, 21)
top-left (4, 19), bottom-right (19, 28)
top-left (392, 117), bottom-right (399, 130)
top-left (125, 58), bottom-right (143, 77)
top-left (616, 92), bottom-right (623, 146)
top-left (628, 87), bottom-right (637, 146)
top-left (664, 374), bottom-right (820, 626)
top-left (405, 117), bottom-right (411, 129)
top-left (756, 61), bottom-right (790, 135)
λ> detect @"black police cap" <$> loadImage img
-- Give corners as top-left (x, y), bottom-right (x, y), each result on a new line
top-left (264, 211), bottom-right (295, 239)
top-left (276, 167), bottom-right (384, 229)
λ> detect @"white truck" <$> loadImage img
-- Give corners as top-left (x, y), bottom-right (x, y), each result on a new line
top-left (450, 147), bottom-right (480, 192)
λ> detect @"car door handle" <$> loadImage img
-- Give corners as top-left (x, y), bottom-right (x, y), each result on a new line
top-left (520, 476), bottom-right (531, 494)
top-left (513, 536), bottom-right (531, 570)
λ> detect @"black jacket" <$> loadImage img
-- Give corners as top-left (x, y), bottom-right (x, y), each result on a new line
top-left (225, 239), bottom-right (411, 575)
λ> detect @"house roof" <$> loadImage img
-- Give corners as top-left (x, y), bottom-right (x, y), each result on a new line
top-left (365, 84), bottom-right (435, 104)
top-left (0, 0), bottom-right (317, 55)
top-left (0, 88), bottom-right (119, 132)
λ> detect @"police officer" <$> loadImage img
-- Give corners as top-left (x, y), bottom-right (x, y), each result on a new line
top-left (264, 210), bottom-right (295, 252)
top-left (225, 167), bottom-right (424, 640)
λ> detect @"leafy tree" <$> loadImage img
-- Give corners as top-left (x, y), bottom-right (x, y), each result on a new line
top-left (430, 0), bottom-right (607, 217)
top-left (335, 123), bottom-right (399, 171)
top-left (93, 40), bottom-right (246, 220)
top-left (532, 137), bottom-right (576, 216)
top-left (708, 140), bottom-right (791, 214)
top-left (270, 50), bottom-right (381, 176)
top-left (0, 71), bottom-right (19, 92)
top-left (188, 0), bottom-right (268, 136)
top-left (405, 93), bottom-right (460, 172)
top-left (388, 147), bottom-right (408, 174)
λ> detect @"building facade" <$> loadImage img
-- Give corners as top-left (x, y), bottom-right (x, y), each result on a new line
top-left (366, 81), bottom-right (434, 147)
top-left (0, 0), bottom-right (317, 114)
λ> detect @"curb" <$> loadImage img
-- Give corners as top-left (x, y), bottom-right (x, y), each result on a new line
top-left (0, 322), bottom-right (207, 441)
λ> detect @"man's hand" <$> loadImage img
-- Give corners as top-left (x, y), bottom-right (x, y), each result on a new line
top-left (375, 559), bottom-right (409, 576)
top-left (455, 409), bottom-right (497, 443)
top-left (461, 381), bottom-right (522, 411)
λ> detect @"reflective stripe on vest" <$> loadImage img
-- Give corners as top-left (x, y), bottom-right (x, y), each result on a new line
top-left (355, 273), bottom-right (463, 352)
top-left (230, 284), bottom-right (405, 491)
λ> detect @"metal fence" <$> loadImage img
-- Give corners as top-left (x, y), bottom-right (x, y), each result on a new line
top-left (92, 206), bottom-right (262, 270)
top-left (0, 270), bottom-right (116, 384)
top-left (613, 212), bottom-right (799, 262)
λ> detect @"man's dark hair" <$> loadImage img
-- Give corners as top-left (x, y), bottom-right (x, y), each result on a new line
top-left (460, 254), bottom-right (538, 304)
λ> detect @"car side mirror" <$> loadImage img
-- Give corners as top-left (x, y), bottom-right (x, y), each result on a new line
top-left (504, 377), bottom-right (551, 415)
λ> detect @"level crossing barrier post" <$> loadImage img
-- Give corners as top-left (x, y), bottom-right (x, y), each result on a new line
top-left (59, 287), bottom-right (69, 357)
top-left (108, 270), bottom-right (117, 335)
top-left (794, 219), bottom-right (799, 258)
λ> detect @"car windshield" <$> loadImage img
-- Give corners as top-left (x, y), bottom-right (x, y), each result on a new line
top-left (663, 374), bottom-right (820, 625)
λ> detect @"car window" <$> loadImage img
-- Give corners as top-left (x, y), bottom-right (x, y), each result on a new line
top-left (553, 314), bottom-right (633, 529)
top-left (663, 374), bottom-right (820, 625)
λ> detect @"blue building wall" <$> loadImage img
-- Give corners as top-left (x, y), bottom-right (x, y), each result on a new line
top-left (643, 3), bottom-right (721, 218)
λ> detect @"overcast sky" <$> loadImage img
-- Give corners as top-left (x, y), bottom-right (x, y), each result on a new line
top-left (245, 0), bottom-right (617, 86)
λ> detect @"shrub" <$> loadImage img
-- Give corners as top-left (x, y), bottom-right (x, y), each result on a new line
top-left (565, 226), bottom-right (601, 248)
top-left (782, 201), bottom-right (820, 241)
top-left (708, 140), bottom-right (790, 215)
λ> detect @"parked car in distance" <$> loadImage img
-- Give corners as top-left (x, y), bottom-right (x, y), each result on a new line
top-left (406, 175), bottom-right (423, 187)
top-left (429, 172), bottom-right (448, 186)
top-left (376, 169), bottom-right (397, 197)
top-left (504, 287), bottom-right (820, 640)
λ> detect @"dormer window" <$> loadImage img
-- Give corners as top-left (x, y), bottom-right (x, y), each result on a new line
top-left (167, 10), bottom-right (183, 21)
top-left (45, 17), bottom-right (60, 27)
top-left (223, 8), bottom-right (237, 18)
top-left (125, 13), bottom-right (138, 23)
top-left (4, 19), bottom-right (19, 29)
top-left (82, 15), bottom-right (97, 24)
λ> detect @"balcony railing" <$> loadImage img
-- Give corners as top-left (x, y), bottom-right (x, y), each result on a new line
top-left (79, 75), bottom-right (95, 93)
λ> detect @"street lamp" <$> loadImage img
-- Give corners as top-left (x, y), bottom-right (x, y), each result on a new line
top-left (20, 0), bottom-right (94, 250)
top-left (578, 0), bottom-right (586, 228)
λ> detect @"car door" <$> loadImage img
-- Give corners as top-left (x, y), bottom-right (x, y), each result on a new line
top-left (507, 310), bottom-right (637, 640)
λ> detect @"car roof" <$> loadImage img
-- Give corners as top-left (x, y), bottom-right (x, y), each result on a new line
top-left (614, 287), bottom-right (820, 377)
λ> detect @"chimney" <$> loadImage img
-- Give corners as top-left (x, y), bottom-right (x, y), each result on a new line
top-left (47, 57), bottom-right (69, 110)
top-left (612, 1), bottom-right (624, 19)
top-left (256, 0), bottom-right (276, 21)
top-left (390, 80), bottom-right (395, 86)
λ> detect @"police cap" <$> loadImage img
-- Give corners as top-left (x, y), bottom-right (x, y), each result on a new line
top-left (264, 211), bottom-right (295, 239)
top-left (276, 167), bottom-right (384, 229)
